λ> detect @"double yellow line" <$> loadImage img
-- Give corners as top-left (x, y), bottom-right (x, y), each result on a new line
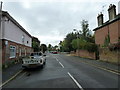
top-left (0, 70), bottom-right (23, 87)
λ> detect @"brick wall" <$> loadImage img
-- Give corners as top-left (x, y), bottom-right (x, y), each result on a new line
top-left (76, 50), bottom-right (96, 60)
top-left (109, 20), bottom-right (119, 44)
top-left (2, 39), bottom-right (32, 64)
top-left (95, 20), bottom-right (119, 46)
top-left (99, 48), bottom-right (119, 64)
top-left (95, 26), bottom-right (109, 45)
top-left (118, 20), bottom-right (120, 39)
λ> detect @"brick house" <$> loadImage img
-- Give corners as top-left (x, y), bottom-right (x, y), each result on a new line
top-left (0, 11), bottom-right (32, 65)
top-left (93, 4), bottom-right (120, 46)
top-left (93, 4), bottom-right (120, 64)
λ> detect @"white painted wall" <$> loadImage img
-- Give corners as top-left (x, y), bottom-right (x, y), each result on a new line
top-left (2, 16), bottom-right (32, 47)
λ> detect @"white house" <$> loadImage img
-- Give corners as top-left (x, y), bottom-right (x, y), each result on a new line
top-left (0, 11), bottom-right (32, 65)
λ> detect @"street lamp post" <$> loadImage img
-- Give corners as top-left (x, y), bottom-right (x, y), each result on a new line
top-left (0, 2), bottom-right (3, 38)
top-left (73, 29), bottom-right (80, 56)
top-left (0, 2), bottom-right (3, 86)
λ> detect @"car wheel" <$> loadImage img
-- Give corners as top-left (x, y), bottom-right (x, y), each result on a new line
top-left (22, 66), bottom-right (27, 70)
top-left (41, 64), bottom-right (44, 69)
top-left (43, 62), bottom-right (46, 65)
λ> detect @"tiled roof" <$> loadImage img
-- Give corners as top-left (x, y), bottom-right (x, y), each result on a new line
top-left (93, 14), bottom-right (120, 31)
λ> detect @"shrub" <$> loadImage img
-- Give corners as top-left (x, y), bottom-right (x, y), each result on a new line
top-left (84, 42), bottom-right (98, 52)
top-left (108, 43), bottom-right (120, 51)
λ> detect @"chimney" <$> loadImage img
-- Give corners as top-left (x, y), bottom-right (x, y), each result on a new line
top-left (108, 4), bottom-right (116, 20)
top-left (97, 12), bottom-right (104, 26)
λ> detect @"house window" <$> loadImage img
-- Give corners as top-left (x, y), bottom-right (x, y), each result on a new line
top-left (10, 45), bottom-right (16, 58)
top-left (22, 35), bottom-right (25, 44)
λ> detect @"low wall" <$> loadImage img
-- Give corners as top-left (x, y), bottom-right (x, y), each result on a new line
top-left (76, 50), bottom-right (96, 60)
top-left (99, 48), bottom-right (119, 64)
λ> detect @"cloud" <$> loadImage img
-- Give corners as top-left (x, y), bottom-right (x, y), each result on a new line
top-left (2, 1), bottom-right (119, 45)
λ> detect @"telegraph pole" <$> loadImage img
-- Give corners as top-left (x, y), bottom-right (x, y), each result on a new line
top-left (0, 2), bottom-right (3, 87)
top-left (0, 1), bottom-right (3, 37)
top-left (73, 29), bottom-right (80, 56)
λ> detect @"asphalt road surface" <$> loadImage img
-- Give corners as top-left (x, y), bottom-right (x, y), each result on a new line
top-left (2, 53), bottom-right (119, 89)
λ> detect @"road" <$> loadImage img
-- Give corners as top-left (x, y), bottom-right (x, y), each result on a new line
top-left (2, 53), bottom-right (119, 89)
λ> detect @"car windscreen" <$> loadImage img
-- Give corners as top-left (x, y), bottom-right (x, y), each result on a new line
top-left (30, 53), bottom-right (42, 56)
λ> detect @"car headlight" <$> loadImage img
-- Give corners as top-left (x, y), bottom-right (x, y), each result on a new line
top-left (30, 56), bottom-right (34, 59)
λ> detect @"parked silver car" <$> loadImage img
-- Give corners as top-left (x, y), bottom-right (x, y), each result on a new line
top-left (22, 52), bottom-right (46, 69)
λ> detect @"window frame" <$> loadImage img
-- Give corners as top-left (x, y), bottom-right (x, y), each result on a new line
top-left (9, 45), bottom-right (16, 58)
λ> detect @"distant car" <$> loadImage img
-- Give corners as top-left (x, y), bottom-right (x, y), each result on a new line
top-left (22, 52), bottom-right (46, 69)
top-left (52, 51), bottom-right (58, 54)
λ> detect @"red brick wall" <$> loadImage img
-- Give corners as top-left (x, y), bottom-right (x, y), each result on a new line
top-left (76, 50), bottom-right (96, 60)
top-left (2, 39), bottom-right (32, 64)
top-left (95, 26), bottom-right (109, 45)
top-left (109, 20), bottom-right (119, 43)
top-left (95, 20), bottom-right (119, 46)
top-left (118, 20), bottom-right (120, 39)
top-left (99, 48), bottom-right (119, 64)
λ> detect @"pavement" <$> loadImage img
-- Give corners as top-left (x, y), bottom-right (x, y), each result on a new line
top-left (2, 62), bottom-right (22, 83)
top-left (67, 54), bottom-right (120, 73)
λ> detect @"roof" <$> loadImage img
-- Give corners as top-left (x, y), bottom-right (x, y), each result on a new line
top-left (2, 11), bottom-right (32, 38)
top-left (93, 14), bottom-right (120, 31)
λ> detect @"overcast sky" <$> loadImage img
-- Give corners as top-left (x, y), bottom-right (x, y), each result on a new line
top-left (2, 0), bottom-right (119, 46)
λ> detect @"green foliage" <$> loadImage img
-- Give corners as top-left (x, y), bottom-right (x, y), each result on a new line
top-left (103, 35), bottom-right (110, 47)
top-left (32, 41), bottom-right (40, 52)
top-left (61, 40), bottom-right (69, 52)
top-left (71, 38), bottom-right (86, 50)
top-left (71, 39), bottom-right (77, 50)
top-left (78, 38), bottom-right (87, 49)
top-left (84, 42), bottom-right (98, 52)
top-left (40, 44), bottom-right (47, 53)
top-left (32, 37), bottom-right (40, 52)
top-left (60, 32), bottom-right (78, 52)
top-left (71, 38), bottom-right (98, 52)
top-left (81, 20), bottom-right (90, 38)
top-left (48, 44), bottom-right (52, 51)
top-left (59, 20), bottom-right (96, 52)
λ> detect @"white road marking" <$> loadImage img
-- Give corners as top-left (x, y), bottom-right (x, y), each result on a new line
top-left (55, 58), bottom-right (59, 61)
top-left (54, 57), bottom-right (64, 68)
top-left (67, 72), bottom-right (84, 90)
top-left (59, 62), bottom-right (64, 68)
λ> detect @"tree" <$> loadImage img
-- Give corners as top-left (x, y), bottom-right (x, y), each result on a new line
top-left (81, 20), bottom-right (91, 39)
top-left (32, 37), bottom-right (40, 52)
top-left (59, 20), bottom-right (95, 52)
top-left (48, 44), bottom-right (52, 51)
top-left (63, 32), bottom-right (78, 52)
top-left (40, 44), bottom-right (47, 53)
top-left (54, 45), bottom-right (58, 50)
top-left (71, 38), bottom-right (87, 50)
top-left (71, 39), bottom-right (77, 51)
